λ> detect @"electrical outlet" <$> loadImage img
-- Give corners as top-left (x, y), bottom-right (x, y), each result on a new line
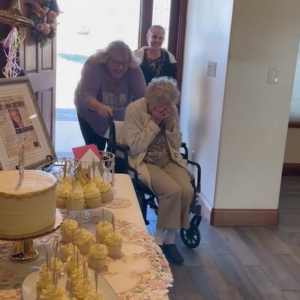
top-left (268, 67), bottom-right (280, 84)
top-left (207, 61), bottom-right (217, 77)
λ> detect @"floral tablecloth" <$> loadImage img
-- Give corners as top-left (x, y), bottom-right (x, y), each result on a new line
top-left (0, 174), bottom-right (173, 300)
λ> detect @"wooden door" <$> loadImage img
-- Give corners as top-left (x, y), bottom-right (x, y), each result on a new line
top-left (18, 1), bottom-right (57, 147)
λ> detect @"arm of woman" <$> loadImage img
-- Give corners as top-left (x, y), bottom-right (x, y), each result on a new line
top-left (167, 63), bottom-right (177, 79)
top-left (122, 103), bottom-right (160, 156)
top-left (166, 105), bottom-right (182, 149)
top-left (79, 60), bottom-right (103, 112)
top-left (129, 67), bottom-right (146, 101)
top-left (165, 50), bottom-right (177, 79)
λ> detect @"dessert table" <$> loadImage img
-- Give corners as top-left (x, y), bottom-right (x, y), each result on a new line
top-left (0, 174), bottom-right (172, 300)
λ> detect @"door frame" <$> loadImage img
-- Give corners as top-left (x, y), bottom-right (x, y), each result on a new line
top-left (138, 0), bottom-right (188, 112)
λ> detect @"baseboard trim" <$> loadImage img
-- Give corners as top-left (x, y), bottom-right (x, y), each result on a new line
top-left (198, 193), bottom-right (212, 223)
top-left (210, 208), bottom-right (279, 227)
top-left (198, 194), bottom-right (279, 227)
top-left (282, 163), bottom-right (300, 176)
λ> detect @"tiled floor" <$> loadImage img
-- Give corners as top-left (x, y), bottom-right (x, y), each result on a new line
top-left (144, 176), bottom-right (300, 300)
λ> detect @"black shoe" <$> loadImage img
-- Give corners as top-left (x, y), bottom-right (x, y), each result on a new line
top-left (163, 244), bottom-right (184, 264)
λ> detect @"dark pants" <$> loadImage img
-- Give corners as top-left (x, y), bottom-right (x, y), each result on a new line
top-left (77, 114), bottom-right (107, 151)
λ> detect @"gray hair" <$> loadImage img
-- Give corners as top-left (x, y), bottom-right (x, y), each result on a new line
top-left (145, 77), bottom-right (180, 106)
top-left (147, 25), bottom-right (165, 36)
top-left (89, 40), bottom-right (140, 68)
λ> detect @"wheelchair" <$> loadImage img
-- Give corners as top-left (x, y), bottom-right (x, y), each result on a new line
top-left (107, 118), bottom-right (203, 249)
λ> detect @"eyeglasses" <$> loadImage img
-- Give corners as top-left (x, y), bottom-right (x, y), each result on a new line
top-left (109, 57), bottom-right (130, 68)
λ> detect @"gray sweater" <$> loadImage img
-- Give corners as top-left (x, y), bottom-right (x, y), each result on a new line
top-left (74, 59), bottom-right (146, 137)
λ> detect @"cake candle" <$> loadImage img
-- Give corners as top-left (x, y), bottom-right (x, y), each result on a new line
top-left (15, 143), bottom-right (25, 189)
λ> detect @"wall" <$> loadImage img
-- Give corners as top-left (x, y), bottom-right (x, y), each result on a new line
top-left (181, 0), bottom-right (300, 211)
top-left (180, 0), bottom-right (233, 209)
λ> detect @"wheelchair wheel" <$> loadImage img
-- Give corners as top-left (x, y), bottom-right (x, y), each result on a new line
top-left (180, 224), bottom-right (201, 249)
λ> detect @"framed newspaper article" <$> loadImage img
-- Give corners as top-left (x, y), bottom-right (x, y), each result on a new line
top-left (0, 77), bottom-right (56, 170)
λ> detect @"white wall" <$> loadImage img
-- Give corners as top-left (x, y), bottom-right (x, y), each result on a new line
top-left (180, 0), bottom-right (234, 208)
top-left (181, 0), bottom-right (300, 210)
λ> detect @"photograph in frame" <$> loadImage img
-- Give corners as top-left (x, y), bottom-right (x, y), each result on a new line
top-left (0, 77), bottom-right (56, 170)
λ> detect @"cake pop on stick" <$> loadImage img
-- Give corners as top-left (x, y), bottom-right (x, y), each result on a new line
top-left (97, 162), bottom-right (104, 177)
top-left (53, 236), bottom-right (60, 276)
top-left (44, 246), bottom-right (49, 271)
top-left (102, 207), bottom-right (105, 224)
top-left (112, 214), bottom-right (115, 233)
top-left (76, 247), bottom-right (80, 270)
top-left (69, 275), bottom-right (74, 299)
top-left (71, 230), bottom-right (75, 252)
top-left (92, 158), bottom-right (96, 178)
top-left (82, 259), bottom-right (88, 282)
top-left (87, 165), bottom-right (92, 179)
top-left (62, 157), bottom-right (67, 182)
top-left (95, 261), bottom-right (99, 293)
top-left (67, 160), bottom-right (73, 176)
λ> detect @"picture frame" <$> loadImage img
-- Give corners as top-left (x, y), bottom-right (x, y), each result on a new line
top-left (0, 77), bottom-right (56, 170)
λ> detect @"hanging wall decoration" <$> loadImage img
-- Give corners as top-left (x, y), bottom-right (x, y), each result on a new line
top-left (0, 0), bottom-right (34, 78)
top-left (26, 0), bottom-right (60, 48)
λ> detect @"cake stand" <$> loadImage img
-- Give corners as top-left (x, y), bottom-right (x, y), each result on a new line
top-left (0, 209), bottom-right (63, 263)
top-left (61, 193), bottom-right (116, 223)
top-left (36, 155), bottom-right (116, 222)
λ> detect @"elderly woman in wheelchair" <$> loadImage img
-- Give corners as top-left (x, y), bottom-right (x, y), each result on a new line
top-left (120, 76), bottom-right (198, 264)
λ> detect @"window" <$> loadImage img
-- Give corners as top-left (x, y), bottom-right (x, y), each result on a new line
top-left (152, 0), bottom-right (171, 49)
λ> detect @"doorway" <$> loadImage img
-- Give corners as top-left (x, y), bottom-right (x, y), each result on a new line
top-left (54, 0), bottom-right (142, 157)
top-left (54, 0), bottom-right (173, 157)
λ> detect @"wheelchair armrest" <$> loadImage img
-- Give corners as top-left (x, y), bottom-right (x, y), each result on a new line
top-left (187, 160), bottom-right (201, 193)
top-left (128, 166), bottom-right (139, 188)
top-left (107, 142), bottom-right (139, 188)
top-left (107, 142), bottom-right (130, 173)
top-left (108, 142), bottom-right (129, 153)
top-left (180, 142), bottom-right (188, 160)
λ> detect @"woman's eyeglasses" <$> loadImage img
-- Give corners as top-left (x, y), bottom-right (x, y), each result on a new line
top-left (109, 58), bottom-right (130, 68)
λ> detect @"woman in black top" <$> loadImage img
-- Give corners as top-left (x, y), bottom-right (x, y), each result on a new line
top-left (135, 25), bottom-right (177, 85)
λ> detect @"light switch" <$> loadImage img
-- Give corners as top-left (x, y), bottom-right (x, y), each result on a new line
top-left (268, 67), bottom-right (280, 84)
top-left (207, 61), bottom-right (217, 77)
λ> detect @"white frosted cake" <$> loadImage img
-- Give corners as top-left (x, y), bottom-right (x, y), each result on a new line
top-left (0, 170), bottom-right (57, 237)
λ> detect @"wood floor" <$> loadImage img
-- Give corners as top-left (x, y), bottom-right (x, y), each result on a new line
top-left (146, 176), bottom-right (300, 300)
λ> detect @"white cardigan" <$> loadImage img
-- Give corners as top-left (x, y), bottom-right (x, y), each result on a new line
top-left (121, 98), bottom-right (192, 190)
top-left (135, 46), bottom-right (177, 63)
